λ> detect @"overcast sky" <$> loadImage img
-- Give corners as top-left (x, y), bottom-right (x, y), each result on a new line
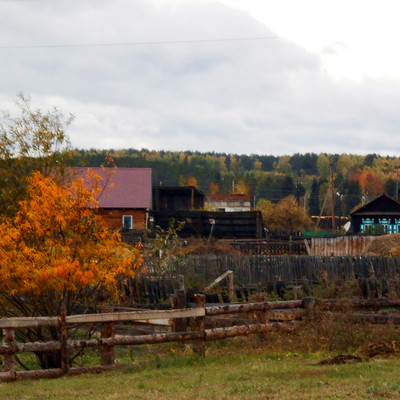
top-left (1, 0), bottom-right (400, 156)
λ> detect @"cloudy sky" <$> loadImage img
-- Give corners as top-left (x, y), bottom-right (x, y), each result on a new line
top-left (1, 0), bottom-right (400, 156)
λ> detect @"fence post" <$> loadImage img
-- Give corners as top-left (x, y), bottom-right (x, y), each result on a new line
top-left (101, 308), bottom-right (115, 366)
top-left (60, 306), bottom-right (68, 375)
top-left (255, 293), bottom-right (267, 340)
top-left (302, 297), bottom-right (316, 323)
top-left (228, 272), bottom-right (234, 302)
top-left (171, 290), bottom-right (187, 333)
top-left (193, 294), bottom-right (206, 356)
top-left (2, 328), bottom-right (16, 377)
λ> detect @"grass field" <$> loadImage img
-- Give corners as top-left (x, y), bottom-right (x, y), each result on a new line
top-left (2, 339), bottom-right (400, 400)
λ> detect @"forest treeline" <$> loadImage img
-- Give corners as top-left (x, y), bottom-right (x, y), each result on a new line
top-left (73, 149), bottom-right (400, 217)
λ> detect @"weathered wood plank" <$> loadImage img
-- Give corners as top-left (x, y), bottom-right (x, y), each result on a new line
top-left (0, 340), bottom-right (60, 355)
top-left (0, 308), bottom-right (205, 330)
top-left (205, 321), bottom-right (300, 341)
top-left (205, 300), bottom-right (303, 316)
top-left (0, 317), bottom-right (60, 329)
top-left (0, 366), bottom-right (116, 382)
top-left (66, 308), bottom-right (204, 324)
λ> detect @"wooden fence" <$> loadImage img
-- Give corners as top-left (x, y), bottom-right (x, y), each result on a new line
top-left (0, 297), bottom-right (301, 382)
top-left (127, 256), bottom-right (400, 304)
top-left (2, 297), bottom-right (400, 382)
top-left (167, 255), bottom-right (400, 286)
top-left (230, 239), bottom-right (307, 255)
top-left (309, 236), bottom-right (376, 256)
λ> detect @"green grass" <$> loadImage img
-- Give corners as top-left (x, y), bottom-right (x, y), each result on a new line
top-left (2, 341), bottom-right (400, 400)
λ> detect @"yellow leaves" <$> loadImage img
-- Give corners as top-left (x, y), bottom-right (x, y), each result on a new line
top-left (0, 171), bottom-right (142, 300)
top-left (257, 196), bottom-right (312, 234)
top-left (209, 182), bottom-right (220, 194)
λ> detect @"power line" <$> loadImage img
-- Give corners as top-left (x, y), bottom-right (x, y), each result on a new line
top-left (0, 35), bottom-right (285, 50)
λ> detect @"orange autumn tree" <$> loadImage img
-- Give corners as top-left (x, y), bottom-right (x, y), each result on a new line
top-left (0, 171), bottom-right (142, 368)
top-left (0, 171), bottom-right (142, 312)
top-left (0, 172), bottom-right (142, 315)
top-left (354, 168), bottom-right (383, 200)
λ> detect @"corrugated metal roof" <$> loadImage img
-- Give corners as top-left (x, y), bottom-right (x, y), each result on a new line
top-left (73, 167), bottom-right (152, 209)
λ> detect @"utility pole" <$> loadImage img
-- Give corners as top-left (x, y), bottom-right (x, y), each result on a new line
top-left (295, 182), bottom-right (300, 206)
top-left (330, 160), bottom-right (336, 234)
top-left (396, 166), bottom-right (400, 201)
top-left (316, 158), bottom-right (336, 234)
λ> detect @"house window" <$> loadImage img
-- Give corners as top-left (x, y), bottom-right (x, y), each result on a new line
top-left (361, 218), bottom-right (374, 233)
top-left (122, 215), bottom-right (133, 230)
top-left (379, 218), bottom-right (391, 234)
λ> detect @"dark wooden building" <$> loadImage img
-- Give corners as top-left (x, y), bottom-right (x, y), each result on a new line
top-left (351, 193), bottom-right (400, 234)
top-left (152, 210), bottom-right (264, 239)
top-left (152, 186), bottom-right (204, 211)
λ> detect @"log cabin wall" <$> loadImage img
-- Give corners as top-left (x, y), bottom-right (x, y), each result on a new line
top-left (98, 209), bottom-right (147, 230)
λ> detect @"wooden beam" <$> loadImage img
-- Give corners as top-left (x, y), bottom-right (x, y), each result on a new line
top-left (205, 270), bottom-right (233, 291)
top-left (0, 308), bottom-right (204, 330)
top-left (205, 300), bottom-right (303, 316)
top-left (66, 308), bottom-right (204, 325)
top-left (0, 317), bottom-right (60, 329)
top-left (205, 321), bottom-right (300, 341)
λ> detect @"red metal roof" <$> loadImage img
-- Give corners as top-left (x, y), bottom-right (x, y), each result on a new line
top-left (73, 167), bottom-right (152, 209)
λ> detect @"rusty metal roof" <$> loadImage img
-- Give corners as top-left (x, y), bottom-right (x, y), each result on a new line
top-left (73, 167), bottom-right (152, 209)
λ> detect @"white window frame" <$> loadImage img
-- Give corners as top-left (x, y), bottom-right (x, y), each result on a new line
top-left (122, 215), bottom-right (133, 230)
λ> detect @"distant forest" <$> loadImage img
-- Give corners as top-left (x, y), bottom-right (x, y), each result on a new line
top-left (73, 149), bottom-right (400, 217)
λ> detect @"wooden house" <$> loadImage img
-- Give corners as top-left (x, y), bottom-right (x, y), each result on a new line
top-left (73, 167), bottom-right (152, 231)
top-left (351, 193), bottom-right (400, 234)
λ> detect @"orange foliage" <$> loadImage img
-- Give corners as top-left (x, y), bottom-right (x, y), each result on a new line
top-left (187, 176), bottom-right (198, 188)
top-left (354, 168), bottom-right (383, 199)
top-left (0, 172), bottom-right (142, 300)
top-left (234, 179), bottom-right (249, 195)
top-left (209, 182), bottom-right (220, 194)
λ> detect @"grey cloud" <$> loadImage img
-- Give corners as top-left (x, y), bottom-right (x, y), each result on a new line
top-left (0, 0), bottom-right (399, 156)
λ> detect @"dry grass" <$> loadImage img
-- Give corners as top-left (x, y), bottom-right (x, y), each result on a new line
top-left (180, 238), bottom-right (242, 256)
top-left (364, 233), bottom-right (400, 256)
